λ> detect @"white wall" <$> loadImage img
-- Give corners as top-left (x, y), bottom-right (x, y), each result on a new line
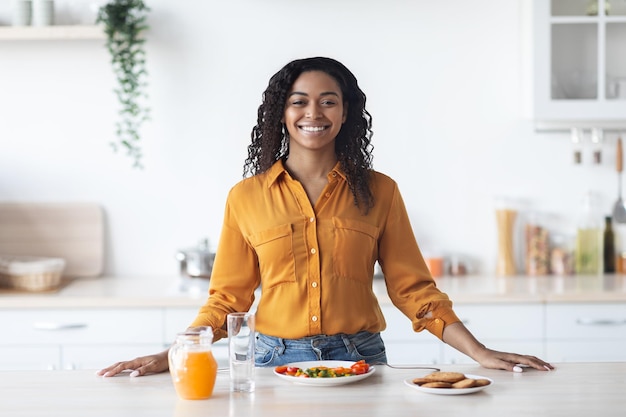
top-left (0, 0), bottom-right (617, 277)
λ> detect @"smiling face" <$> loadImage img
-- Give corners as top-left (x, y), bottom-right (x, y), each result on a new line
top-left (282, 70), bottom-right (347, 155)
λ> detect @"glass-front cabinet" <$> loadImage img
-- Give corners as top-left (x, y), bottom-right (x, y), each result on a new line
top-left (533, 0), bottom-right (626, 128)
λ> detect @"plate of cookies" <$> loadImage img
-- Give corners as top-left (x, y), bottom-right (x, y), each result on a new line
top-left (404, 371), bottom-right (493, 395)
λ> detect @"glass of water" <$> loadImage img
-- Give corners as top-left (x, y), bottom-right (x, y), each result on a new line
top-left (227, 312), bottom-right (255, 393)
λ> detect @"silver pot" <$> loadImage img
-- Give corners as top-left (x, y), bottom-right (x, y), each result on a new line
top-left (176, 238), bottom-right (215, 279)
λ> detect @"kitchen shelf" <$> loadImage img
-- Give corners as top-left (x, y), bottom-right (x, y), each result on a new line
top-left (0, 25), bottom-right (105, 41)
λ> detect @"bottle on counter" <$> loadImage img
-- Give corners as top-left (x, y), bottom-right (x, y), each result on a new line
top-left (604, 216), bottom-right (616, 273)
top-left (615, 225), bottom-right (626, 273)
top-left (575, 192), bottom-right (604, 275)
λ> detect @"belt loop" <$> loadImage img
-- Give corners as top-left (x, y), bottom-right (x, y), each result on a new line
top-left (276, 337), bottom-right (286, 354)
top-left (341, 333), bottom-right (352, 351)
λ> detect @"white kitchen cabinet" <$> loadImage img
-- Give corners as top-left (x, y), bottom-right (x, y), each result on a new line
top-left (382, 303), bottom-right (545, 365)
top-left (164, 307), bottom-right (229, 367)
top-left (442, 303), bottom-right (545, 364)
top-left (0, 308), bottom-right (164, 370)
top-left (545, 302), bottom-right (626, 362)
top-left (0, 346), bottom-right (60, 370)
top-left (62, 344), bottom-right (166, 370)
top-left (533, 0), bottom-right (626, 128)
top-left (380, 305), bottom-right (444, 365)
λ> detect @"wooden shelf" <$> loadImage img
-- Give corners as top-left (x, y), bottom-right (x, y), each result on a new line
top-left (0, 25), bottom-right (105, 41)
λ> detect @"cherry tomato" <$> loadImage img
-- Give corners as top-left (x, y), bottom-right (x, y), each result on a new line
top-left (274, 366), bottom-right (288, 374)
top-left (350, 360), bottom-right (370, 375)
top-left (285, 366), bottom-right (301, 376)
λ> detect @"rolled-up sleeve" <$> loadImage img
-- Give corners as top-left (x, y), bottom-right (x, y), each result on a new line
top-left (378, 183), bottom-right (461, 341)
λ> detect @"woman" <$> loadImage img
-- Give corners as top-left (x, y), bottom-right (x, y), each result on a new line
top-left (98, 57), bottom-right (553, 377)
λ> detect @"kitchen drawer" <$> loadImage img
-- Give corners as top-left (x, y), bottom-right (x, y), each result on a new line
top-left (0, 346), bottom-right (61, 370)
top-left (442, 341), bottom-right (545, 365)
top-left (546, 340), bottom-right (626, 363)
top-left (380, 306), bottom-right (440, 343)
top-left (164, 307), bottom-right (228, 367)
top-left (452, 303), bottom-right (544, 340)
top-left (546, 303), bottom-right (626, 339)
top-left (62, 344), bottom-right (167, 370)
top-left (0, 308), bottom-right (164, 345)
top-left (163, 307), bottom-right (199, 341)
top-left (384, 341), bottom-right (441, 365)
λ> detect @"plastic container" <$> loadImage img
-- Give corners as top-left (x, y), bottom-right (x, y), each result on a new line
top-left (168, 327), bottom-right (218, 400)
top-left (0, 255), bottom-right (65, 291)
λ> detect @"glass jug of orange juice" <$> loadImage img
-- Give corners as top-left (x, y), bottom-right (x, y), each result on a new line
top-left (168, 327), bottom-right (218, 400)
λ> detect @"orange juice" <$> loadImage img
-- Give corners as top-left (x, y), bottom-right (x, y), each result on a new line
top-left (170, 350), bottom-right (218, 400)
top-left (169, 328), bottom-right (218, 400)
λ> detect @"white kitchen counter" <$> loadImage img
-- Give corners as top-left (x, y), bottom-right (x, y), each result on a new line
top-left (1, 363), bottom-right (624, 417)
top-left (1, 274), bottom-right (625, 309)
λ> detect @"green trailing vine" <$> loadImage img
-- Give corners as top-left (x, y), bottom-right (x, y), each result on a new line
top-left (97, 0), bottom-right (150, 169)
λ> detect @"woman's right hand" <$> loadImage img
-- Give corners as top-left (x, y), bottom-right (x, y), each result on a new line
top-left (96, 349), bottom-right (169, 378)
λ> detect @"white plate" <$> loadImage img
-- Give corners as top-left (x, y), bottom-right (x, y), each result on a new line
top-left (403, 374), bottom-right (493, 395)
top-left (273, 360), bottom-right (376, 386)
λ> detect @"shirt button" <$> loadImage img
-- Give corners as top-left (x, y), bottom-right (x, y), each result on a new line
top-left (310, 248), bottom-right (317, 254)
top-left (309, 217), bottom-right (315, 222)
top-left (311, 316), bottom-right (318, 322)
top-left (434, 319), bottom-right (440, 324)
top-left (311, 282), bottom-right (318, 288)
top-left (332, 172), bottom-right (337, 177)
top-left (325, 192), bottom-right (330, 198)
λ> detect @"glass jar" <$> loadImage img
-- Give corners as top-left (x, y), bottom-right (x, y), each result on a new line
top-left (168, 327), bottom-right (218, 400)
top-left (525, 212), bottom-right (550, 276)
top-left (495, 197), bottom-right (519, 276)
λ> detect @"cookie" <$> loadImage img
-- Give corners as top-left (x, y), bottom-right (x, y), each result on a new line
top-left (474, 378), bottom-right (491, 387)
top-left (421, 381), bottom-right (453, 388)
top-left (424, 371), bottom-right (466, 383)
top-left (411, 377), bottom-right (430, 385)
top-left (452, 378), bottom-right (476, 389)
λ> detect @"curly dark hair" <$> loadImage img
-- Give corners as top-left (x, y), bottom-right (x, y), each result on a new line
top-left (243, 57), bottom-right (375, 213)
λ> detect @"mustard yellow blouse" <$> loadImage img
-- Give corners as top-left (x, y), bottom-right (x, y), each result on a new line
top-left (190, 160), bottom-right (460, 342)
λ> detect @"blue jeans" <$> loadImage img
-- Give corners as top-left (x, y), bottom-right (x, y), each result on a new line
top-left (254, 331), bottom-right (387, 367)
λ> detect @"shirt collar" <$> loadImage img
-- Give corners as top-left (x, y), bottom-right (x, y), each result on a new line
top-left (265, 159), bottom-right (347, 188)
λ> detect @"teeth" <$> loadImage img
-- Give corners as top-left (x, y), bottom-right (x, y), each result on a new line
top-left (300, 126), bottom-right (326, 132)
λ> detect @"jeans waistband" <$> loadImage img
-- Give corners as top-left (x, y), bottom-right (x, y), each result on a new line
top-left (257, 331), bottom-right (376, 352)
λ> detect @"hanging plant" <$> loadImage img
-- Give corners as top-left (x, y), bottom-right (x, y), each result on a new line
top-left (97, 0), bottom-right (150, 169)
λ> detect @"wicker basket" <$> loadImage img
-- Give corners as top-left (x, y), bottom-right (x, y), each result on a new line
top-left (0, 255), bottom-right (66, 292)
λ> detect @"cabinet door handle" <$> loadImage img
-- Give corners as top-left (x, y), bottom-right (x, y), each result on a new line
top-left (33, 322), bottom-right (88, 331)
top-left (576, 318), bottom-right (625, 326)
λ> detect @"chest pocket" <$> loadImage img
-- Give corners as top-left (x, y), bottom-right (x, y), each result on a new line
top-left (248, 223), bottom-right (296, 288)
top-left (332, 217), bottom-right (379, 283)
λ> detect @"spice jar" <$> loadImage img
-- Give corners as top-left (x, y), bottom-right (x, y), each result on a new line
top-left (168, 327), bottom-right (218, 400)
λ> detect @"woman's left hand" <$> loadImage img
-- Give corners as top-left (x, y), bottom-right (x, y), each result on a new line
top-left (473, 347), bottom-right (554, 372)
